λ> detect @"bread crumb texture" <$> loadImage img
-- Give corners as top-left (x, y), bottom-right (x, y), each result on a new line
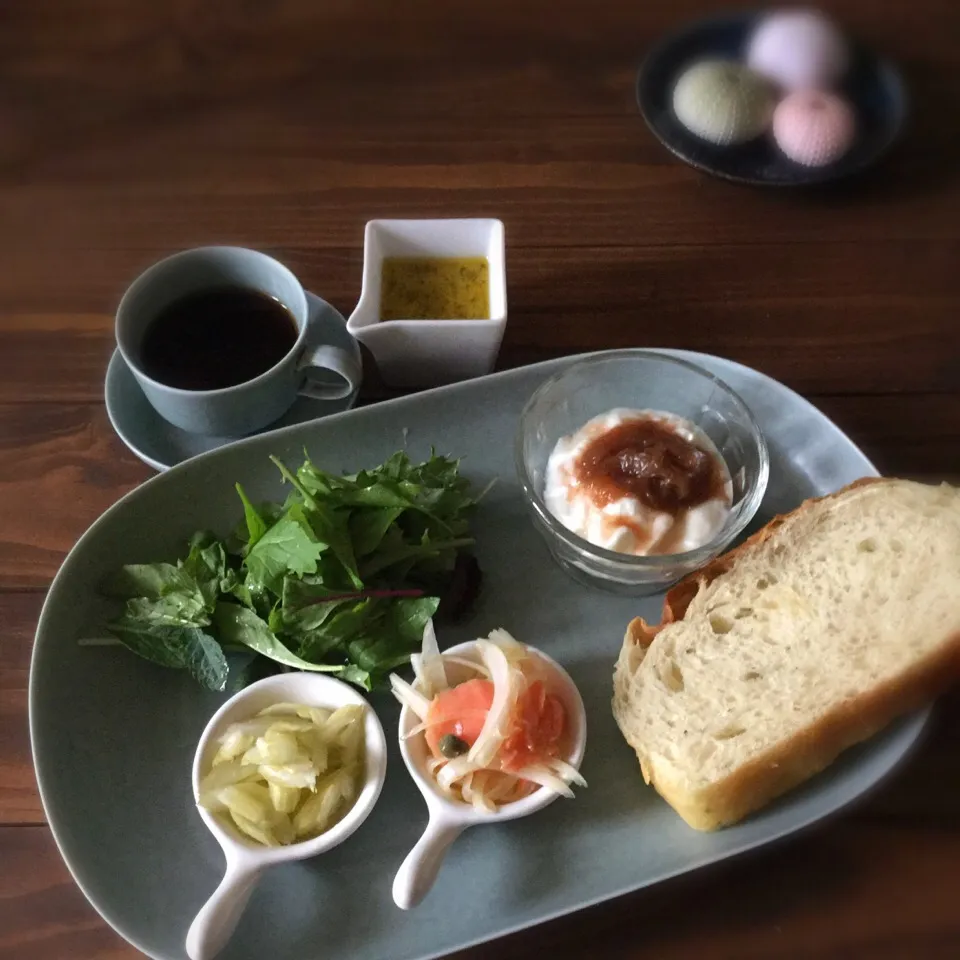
top-left (612, 479), bottom-right (960, 830)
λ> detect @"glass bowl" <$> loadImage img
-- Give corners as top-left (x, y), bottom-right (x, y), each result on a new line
top-left (515, 351), bottom-right (770, 595)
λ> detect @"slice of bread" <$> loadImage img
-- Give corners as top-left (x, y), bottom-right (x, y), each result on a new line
top-left (612, 478), bottom-right (960, 831)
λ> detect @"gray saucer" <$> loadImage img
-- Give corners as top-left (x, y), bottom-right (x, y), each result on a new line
top-left (105, 292), bottom-right (360, 471)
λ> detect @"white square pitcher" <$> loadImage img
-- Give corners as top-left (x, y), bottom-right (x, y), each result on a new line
top-left (346, 218), bottom-right (507, 388)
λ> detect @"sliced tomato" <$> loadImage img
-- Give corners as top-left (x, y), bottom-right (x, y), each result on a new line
top-left (540, 691), bottom-right (566, 745)
top-left (500, 680), bottom-right (567, 772)
top-left (424, 678), bottom-right (494, 758)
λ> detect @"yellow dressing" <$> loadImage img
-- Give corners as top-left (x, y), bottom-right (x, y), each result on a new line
top-left (380, 256), bottom-right (490, 321)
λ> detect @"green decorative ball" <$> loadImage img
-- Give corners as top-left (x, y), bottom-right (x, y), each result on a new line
top-left (672, 60), bottom-right (774, 146)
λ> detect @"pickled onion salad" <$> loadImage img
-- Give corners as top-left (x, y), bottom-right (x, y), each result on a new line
top-left (389, 624), bottom-right (586, 812)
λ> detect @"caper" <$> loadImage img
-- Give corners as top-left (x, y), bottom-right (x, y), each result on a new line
top-left (438, 734), bottom-right (469, 758)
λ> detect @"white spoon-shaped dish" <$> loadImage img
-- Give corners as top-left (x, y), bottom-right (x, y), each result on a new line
top-left (393, 640), bottom-right (587, 910)
top-left (186, 672), bottom-right (388, 960)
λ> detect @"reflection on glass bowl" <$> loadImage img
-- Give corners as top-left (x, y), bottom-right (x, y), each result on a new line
top-left (515, 350), bottom-right (770, 595)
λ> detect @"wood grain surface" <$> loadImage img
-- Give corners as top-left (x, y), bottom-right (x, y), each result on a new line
top-left (2, 0), bottom-right (959, 957)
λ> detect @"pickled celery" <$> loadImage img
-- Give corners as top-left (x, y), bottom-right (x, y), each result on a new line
top-left (198, 702), bottom-right (366, 846)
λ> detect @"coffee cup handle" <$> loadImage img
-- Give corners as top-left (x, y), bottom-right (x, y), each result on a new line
top-left (296, 342), bottom-right (362, 401)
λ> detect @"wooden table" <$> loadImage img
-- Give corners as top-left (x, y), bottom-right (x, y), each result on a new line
top-left (2, 1), bottom-right (959, 957)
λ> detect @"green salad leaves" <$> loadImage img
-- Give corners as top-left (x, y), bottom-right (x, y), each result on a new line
top-left (101, 451), bottom-right (478, 692)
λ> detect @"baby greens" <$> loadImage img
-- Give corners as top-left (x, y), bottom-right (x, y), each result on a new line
top-left (102, 451), bottom-right (477, 692)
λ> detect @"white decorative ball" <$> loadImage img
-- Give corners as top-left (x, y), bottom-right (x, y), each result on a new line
top-left (672, 60), bottom-right (775, 146)
top-left (773, 90), bottom-right (857, 166)
top-left (747, 8), bottom-right (849, 91)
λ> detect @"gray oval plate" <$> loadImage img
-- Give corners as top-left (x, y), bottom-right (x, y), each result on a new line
top-left (105, 292), bottom-right (360, 471)
top-left (32, 350), bottom-right (928, 960)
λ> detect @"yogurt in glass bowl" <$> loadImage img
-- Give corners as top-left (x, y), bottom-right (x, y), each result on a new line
top-left (515, 351), bottom-right (769, 595)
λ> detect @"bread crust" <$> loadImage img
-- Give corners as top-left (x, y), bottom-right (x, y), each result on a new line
top-left (612, 477), bottom-right (960, 830)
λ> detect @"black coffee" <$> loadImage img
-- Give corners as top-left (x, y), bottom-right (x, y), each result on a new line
top-left (139, 287), bottom-right (298, 390)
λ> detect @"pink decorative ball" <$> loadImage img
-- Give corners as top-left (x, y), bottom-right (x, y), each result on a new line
top-left (747, 8), bottom-right (849, 91)
top-left (773, 91), bottom-right (856, 166)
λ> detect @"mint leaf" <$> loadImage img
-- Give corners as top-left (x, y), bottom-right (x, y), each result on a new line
top-left (102, 563), bottom-right (197, 600)
top-left (125, 593), bottom-right (209, 627)
top-left (186, 632), bottom-right (231, 690)
top-left (244, 514), bottom-right (325, 594)
top-left (213, 602), bottom-right (341, 673)
top-left (106, 619), bottom-right (228, 691)
top-left (107, 618), bottom-right (193, 668)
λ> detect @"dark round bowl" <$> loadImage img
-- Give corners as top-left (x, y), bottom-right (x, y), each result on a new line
top-left (637, 10), bottom-right (908, 186)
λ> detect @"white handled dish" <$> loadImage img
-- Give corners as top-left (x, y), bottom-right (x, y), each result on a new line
top-left (185, 672), bottom-right (387, 960)
top-left (392, 640), bottom-right (586, 910)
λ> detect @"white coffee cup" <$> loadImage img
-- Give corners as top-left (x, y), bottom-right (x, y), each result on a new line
top-left (116, 246), bottom-right (362, 436)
